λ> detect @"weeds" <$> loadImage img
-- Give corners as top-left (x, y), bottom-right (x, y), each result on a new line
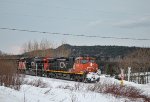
top-left (57, 84), bottom-right (74, 91)
top-left (57, 83), bottom-right (84, 91)
top-left (0, 59), bottom-right (23, 90)
top-left (86, 82), bottom-right (150, 102)
top-left (74, 83), bottom-right (81, 91)
top-left (23, 79), bottom-right (48, 88)
top-left (44, 88), bottom-right (52, 94)
top-left (70, 93), bottom-right (78, 102)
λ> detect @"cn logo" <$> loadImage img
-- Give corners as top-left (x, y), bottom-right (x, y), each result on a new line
top-left (59, 62), bottom-right (66, 69)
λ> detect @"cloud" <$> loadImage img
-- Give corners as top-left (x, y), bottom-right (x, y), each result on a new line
top-left (113, 16), bottom-right (150, 28)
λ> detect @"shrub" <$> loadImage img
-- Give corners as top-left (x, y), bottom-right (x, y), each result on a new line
top-left (0, 59), bottom-right (23, 90)
top-left (86, 82), bottom-right (150, 101)
top-left (24, 79), bottom-right (48, 88)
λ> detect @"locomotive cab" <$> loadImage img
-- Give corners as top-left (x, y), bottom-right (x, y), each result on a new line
top-left (72, 57), bottom-right (100, 82)
top-left (73, 57), bottom-right (98, 73)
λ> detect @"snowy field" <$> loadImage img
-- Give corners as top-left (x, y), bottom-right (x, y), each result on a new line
top-left (0, 75), bottom-right (150, 102)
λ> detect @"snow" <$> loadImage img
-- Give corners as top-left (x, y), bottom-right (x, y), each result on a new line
top-left (100, 75), bottom-right (150, 97)
top-left (0, 75), bottom-right (150, 102)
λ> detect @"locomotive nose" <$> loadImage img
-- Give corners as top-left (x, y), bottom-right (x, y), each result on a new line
top-left (87, 62), bottom-right (98, 72)
top-left (87, 66), bottom-right (97, 72)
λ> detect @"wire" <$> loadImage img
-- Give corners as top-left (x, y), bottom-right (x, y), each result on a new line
top-left (0, 27), bottom-right (150, 41)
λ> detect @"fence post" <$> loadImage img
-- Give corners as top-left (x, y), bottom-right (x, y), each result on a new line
top-left (36, 63), bottom-right (37, 76)
top-left (147, 67), bottom-right (149, 83)
top-left (128, 67), bottom-right (131, 82)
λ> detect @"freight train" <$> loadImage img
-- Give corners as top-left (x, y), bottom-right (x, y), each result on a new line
top-left (17, 57), bottom-right (100, 82)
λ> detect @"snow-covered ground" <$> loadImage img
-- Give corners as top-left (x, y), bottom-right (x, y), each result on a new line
top-left (0, 75), bottom-right (150, 102)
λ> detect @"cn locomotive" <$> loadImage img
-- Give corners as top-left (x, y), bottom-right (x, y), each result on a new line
top-left (18, 57), bottom-right (100, 82)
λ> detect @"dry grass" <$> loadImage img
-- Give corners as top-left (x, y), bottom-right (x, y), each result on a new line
top-left (23, 79), bottom-right (48, 88)
top-left (86, 82), bottom-right (150, 102)
top-left (0, 59), bottom-right (23, 90)
top-left (57, 83), bottom-right (84, 92)
top-left (70, 92), bottom-right (78, 102)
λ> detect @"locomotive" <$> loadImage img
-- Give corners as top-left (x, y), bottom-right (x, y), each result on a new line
top-left (18, 56), bottom-right (100, 82)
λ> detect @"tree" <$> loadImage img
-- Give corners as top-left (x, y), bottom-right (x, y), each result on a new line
top-left (22, 39), bottom-right (54, 57)
top-left (119, 48), bottom-right (150, 72)
top-left (119, 48), bottom-right (150, 83)
top-left (0, 50), bottom-right (2, 56)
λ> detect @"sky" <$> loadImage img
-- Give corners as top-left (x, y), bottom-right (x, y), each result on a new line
top-left (0, 0), bottom-right (150, 54)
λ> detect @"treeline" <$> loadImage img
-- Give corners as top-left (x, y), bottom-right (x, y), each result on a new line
top-left (22, 41), bottom-right (150, 69)
top-left (119, 48), bottom-right (150, 72)
top-left (62, 44), bottom-right (139, 58)
top-left (22, 43), bottom-right (140, 59)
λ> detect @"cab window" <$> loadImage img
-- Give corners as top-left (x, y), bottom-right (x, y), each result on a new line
top-left (75, 59), bottom-right (80, 64)
top-left (90, 60), bottom-right (95, 63)
top-left (81, 59), bottom-right (88, 64)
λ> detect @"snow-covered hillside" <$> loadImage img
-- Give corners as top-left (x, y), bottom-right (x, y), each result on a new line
top-left (0, 75), bottom-right (150, 102)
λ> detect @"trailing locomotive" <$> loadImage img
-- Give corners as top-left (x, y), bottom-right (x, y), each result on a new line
top-left (18, 57), bottom-right (100, 82)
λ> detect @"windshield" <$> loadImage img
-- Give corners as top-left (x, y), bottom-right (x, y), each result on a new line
top-left (81, 59), bottom-right (95, 64)
top-left (81, 60), bottom-right (88, 64)
top-left (90, 60), bottom-right (95, 63)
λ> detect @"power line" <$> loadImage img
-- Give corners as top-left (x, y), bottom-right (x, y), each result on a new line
top-left (0, 27), bottom-right (150, 41)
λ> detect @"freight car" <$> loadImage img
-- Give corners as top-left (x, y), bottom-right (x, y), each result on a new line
top-left (18, 57), bottom-right (100, 82)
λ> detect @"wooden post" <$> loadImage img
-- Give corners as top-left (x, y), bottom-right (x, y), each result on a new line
top-left (147, 67), bottom-right (148, 83)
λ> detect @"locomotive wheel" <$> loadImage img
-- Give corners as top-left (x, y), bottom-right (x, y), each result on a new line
top-left (56, 73), bottom-right (59, 79)
top-left (70, 75), bottom-right (75, 81)
top-left (75, 75), bottom-right (81, 82)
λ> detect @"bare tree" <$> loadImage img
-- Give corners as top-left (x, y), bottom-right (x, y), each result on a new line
top-left (22, 39), bottom-right (71, 57)
top-left (22, 39), bottom-right (55, 57)
top-left (0, 50), bottom-right (2, 56)
top-left (33, 40), bottom-right (39, 51)
top-left (39, 39), bottom-right (55, 57)
top-left (119, 48), bottom-right (150, 72)
top-left (119, 48), bottom-right (150, 83)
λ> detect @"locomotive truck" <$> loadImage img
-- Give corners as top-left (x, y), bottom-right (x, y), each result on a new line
top-left (18, 57), bottom-right (100, 82)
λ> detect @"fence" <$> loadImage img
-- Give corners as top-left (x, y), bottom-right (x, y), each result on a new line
top-left (124, 72), bottom-right (150, 84)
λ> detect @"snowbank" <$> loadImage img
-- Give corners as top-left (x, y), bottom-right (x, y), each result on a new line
top-left (0, 75), bottom-right (150, 102)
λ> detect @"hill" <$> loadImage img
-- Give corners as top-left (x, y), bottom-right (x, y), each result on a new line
top-left (57, 44), bottom-right (139, 58)
top-left (22, 44), bottom-right (145, 60)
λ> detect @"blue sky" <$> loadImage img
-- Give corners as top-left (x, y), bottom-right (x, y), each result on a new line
top-left (0, 0), bottom-right (150, 54)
